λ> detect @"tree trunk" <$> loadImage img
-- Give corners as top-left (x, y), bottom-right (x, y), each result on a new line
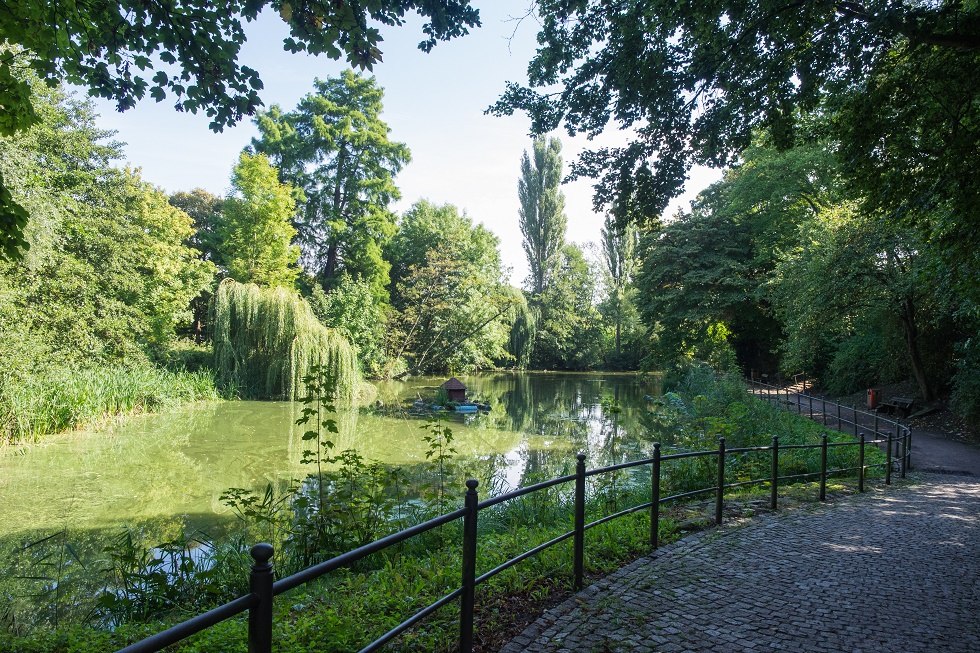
top-left (615, 317), bottom-right (621, 357)
top-left (899, 296), bottom-right (933, 402)
top-left (324, 241), bottom-right (339, 281)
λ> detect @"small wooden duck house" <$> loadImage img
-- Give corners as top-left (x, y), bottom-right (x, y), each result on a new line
top-left (441, 377), bottom-right (467, 402)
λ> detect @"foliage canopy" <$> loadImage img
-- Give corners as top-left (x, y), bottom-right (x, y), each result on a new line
top-left (251, 72), bottom-right (409, 295)
top-left (490, 0), bottom-right (980, 240)
top-left (0, 1), bottom-right (479, 257)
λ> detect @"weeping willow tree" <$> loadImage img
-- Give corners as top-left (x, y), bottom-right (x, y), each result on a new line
top-left (213, 279), bottom-right (360, 400)
top-left (508, 296), bottom-right (538, 369)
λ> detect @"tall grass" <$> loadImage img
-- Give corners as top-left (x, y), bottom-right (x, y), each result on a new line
top-left (0, 365), bottom-right (221, 444)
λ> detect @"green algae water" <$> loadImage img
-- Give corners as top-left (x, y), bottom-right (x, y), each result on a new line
top-left (0, 373), bottom-right (658, 538)
top-left (0, 374), bottom-right (658, 579)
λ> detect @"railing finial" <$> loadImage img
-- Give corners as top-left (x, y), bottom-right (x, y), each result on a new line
top-left (250, 543), bottom-right (274, 568)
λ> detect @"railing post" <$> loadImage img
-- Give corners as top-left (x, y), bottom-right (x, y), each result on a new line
top-left (573, 453), bottom-right (586, 590)
top-left (248, 543), bottom-right (274, 653)
top-left (651, 443), bottom-right (661, 549)
top-left (770, 436), bottom-right (779, 510)
top-left (885, 432), bottom-right (893, 485)
top-left (858, 433), bottom-right (866, 493)
top-left (905, 429), bottom-right (912, 471)
top-left (808, 395), bottom-right (813, 420)
top-left (874, 413), bottom-right (879, 439)
top-left (837, 402), bottom-right (842, 431)
top-left (715, 437), bottom-right (726, 525)
top-left (797, 389), bottom-right (802, 415)
top-left (821, 398), bottom-right (827, 426)
top-left (899, 430), bottom-right (907, 479)
top-left (819, 434), bottom-right (828, 501)
top-left (852, 405), bottom-right (858, 437)
top-left (460, 479), bottom-right (479, 653)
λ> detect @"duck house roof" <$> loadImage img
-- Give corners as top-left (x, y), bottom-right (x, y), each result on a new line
top-left (441, 377), bottom-right (466, 390)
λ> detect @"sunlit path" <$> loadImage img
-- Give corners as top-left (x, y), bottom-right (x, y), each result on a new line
top-left (501, 476), bottom-right (980, 653)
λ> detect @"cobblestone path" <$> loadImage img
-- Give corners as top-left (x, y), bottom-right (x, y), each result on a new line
top-left (500, 477), bottom-right (980, 652)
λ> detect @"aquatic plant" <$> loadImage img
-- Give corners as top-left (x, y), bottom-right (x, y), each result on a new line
top-left (0, 365), bottom-right (221, 444)
top-left (211, 279), bottom-right (360, 401)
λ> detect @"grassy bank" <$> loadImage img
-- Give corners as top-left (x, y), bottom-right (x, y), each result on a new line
top-left (0, 364), bottom-right (222, 444)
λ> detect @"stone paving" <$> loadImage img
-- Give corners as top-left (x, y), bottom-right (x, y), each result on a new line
top-left (499, 476), bottom-right (980, 652)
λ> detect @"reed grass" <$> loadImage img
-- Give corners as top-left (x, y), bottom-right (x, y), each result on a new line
top-left (0, 365), bottom-right (221, 444)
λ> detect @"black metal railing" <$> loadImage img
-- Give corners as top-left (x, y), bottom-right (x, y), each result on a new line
top-left (119, 385), bottom-right (911, 653)
top-left (747, 377), bottom-right (912, 480)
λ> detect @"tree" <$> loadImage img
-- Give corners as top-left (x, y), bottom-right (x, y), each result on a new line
top-left (507, 293), bottom-right (538, 369)
top-left (169, 188), bottom-right (225, 340)
top-left (212, 279), bottom-right (360, 400)
top-left (0, 2), bottom-right (481, 258)
top-left (518, 136), bottom-right (567, 295)
top-left (386, 200), bottom-right (512, 375)
top-left (307, 276), bottom-right (388, 377)
top-left (251, 72), bottom-right (410, 295)
top-left (600, 215), bottom-right (639, 362)
top-left (169, 189), bottom-right (225, 265)
top-left (534, 244), bottom-right (603, 370)
top-left (771, 207), bottom-right (949, 402)
top-left (635, 137), bottom-right (845, 374)
top-left (636, 209), bottom-right (747, 375)
top-left (218, 152), bottom-right (299, 288)
top-left (489, 2), bottom-right (980, 243)
top-left (0, 79), bottom-right (213, 366)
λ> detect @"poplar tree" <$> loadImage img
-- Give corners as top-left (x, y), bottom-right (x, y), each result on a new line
top-left (600, 215), bottom-right (639, 358)
top-left (518, 136), bottom-right (567, 296)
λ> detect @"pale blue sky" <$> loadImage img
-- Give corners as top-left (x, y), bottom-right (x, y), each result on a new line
top-left (84, 2), bottom-right (720, 284)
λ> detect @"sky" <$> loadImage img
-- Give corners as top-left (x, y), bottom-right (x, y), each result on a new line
top-left (83, 1), bottom-right (722, 284)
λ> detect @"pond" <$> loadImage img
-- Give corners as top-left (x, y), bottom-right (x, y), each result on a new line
top-left (0, 373), bottom-right (661, 544)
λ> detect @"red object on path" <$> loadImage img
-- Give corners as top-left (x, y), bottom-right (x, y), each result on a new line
top-left (867, 388), bottom-right (880, 409)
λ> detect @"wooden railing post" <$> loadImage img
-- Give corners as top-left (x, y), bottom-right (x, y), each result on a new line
top-left (715, 438), bottom-right (726, 525)
top-left (651, 444), bottom-right (661, 549)
top-left (573, 453), bottom-right (586, 590)
top-left (770, 436), bottom-right (779, 510)
top-left (248, 543), bottom-right (274, 653)
top-left (460, 479), bottom-right (479, 653)
top-left (819, 434), bottom-right (828, 501)
top-left (858, 433), bottom-right (866, 493)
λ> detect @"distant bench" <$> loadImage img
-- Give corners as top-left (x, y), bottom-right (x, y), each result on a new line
top-left (878, 396), bottom-right (914, 417)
